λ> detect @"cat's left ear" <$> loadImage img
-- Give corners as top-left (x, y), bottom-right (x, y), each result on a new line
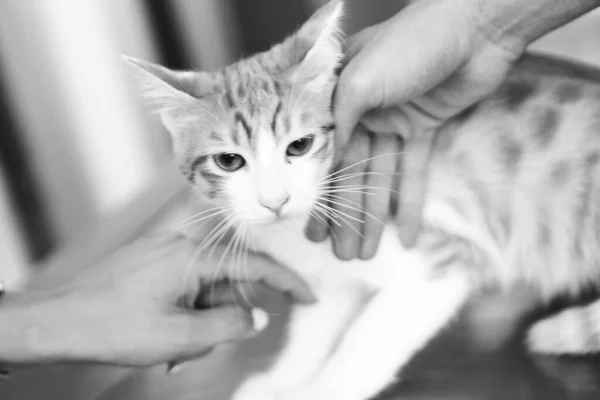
top-left (291, 0), bottom-right (345, 92)
top-left (124, 56), bottom-right (216, 136)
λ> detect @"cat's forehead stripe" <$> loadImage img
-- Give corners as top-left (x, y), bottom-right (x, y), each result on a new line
top-left (221, 70), bottom-right (235, 109)
top-left (234, 111), bottom-right (252, 143)
top-left (271, 101), bottom-right (283, 135)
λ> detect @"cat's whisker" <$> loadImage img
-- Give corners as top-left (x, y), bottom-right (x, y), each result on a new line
top-left (197, 216), bottom-right (233, 255)
top-left (228, 223), bottom-right (246, 313)
top-left (319, 171), bottom-right (401, 185)
top-left (318, 205), bottom-right (364, 240)
top-left (319, 182), bottom-right (403, 195)
top-left (309, 209), bottom-right (343, 244)
top-left (179, 215), bottom-right (234, 312)
top-left (201, 216), bottom-right (235, 282)
top-left (320, 193), bottom-right (365, 209)
top-left (236, 224), bottom-right (256, 312)
top-left (319, 195), bottom-right (385, 226)
top-left (312, 202), bottom-right (343, 227)
top-left (321, 190), bottom-right (377, 197)
top-left (309, 209), bottom-right (330, 229)
top-left (319, 152), bottom-right (407, 183)
top-left (243, 228), bottom-right (263, 306)
top-left (322, 185), bottom-right (404, 196)
top-left (209, 218), bottom-right (246, 317)
top-left (173, 205), bottom-right (229, 228)
top-left (315, 201), bottom-right (366, 239)
top-left (315, 199), bottom-right (366, 225)
top-left (173, 207), bottom-right (233, 232)
top-left (317, 196), bottom-right (366, 216)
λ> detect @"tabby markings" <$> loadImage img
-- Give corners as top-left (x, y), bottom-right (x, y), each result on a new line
top-left (573, 153), bottom-right (600, 259)
top-left (500, 136), bottom-right (523, 176)
top-left (502, 80), bottom-right (536, 111)
top-left (551, 161), bottom-right (571, 186)
top-left (271, 101), bottom-right (283, 134)
top-left (187, 155), bottom-right (208, 182)
top-left (235, 111), bottom-right (252, 144)
top-left (535, 108), bottom-right (560, 148)
top-left (555, 82), bottom-right (582, 104)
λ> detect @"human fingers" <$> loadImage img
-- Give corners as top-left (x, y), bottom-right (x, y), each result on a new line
top-left (194, 282), bottom-right (239, 309)
top-left (359, 133), bottom-right (399, 260)
top-left (305, 24), bottom-right (389, 242)
top-left (216, 255), bottom-right (317, 304)
top-left (305, 208), bottom-right (330, 243)
top-left (396, 128), bottom-right (436, 248)
top-left (183, 242), bottom-right (315, 304)
top-left (170, 305), bottom-right (269, 358)
top-left (333, 59), bottom-right (378, 160)
top-left (345, 20), bottom-right (387, 60)
top-left (330, 127), bottom-right (371, 260)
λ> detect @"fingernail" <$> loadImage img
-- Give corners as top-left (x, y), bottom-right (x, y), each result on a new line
top-left (251, 308), bottom-right (269, 333)
top-left (167, 361), bottom-right (186, 375)
top-left (399, 227), bottom-right (417, 249)
top-left (303, 289), bottom-right (318, 304)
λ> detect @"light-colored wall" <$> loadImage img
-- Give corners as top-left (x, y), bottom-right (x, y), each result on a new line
top-left (0, 165), bottom-right (28, 289)
top-left (530, 8), bottom-right (600, 67)
top-left (170, 0), bottom-right (242, 71)
top-left (0, 0), bottom-right (243, 283)
top-left (0, 0), bottom-right (162, 246)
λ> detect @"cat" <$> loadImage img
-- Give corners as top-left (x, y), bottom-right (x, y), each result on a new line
top-left (127, 1), bottom-right (600, 399)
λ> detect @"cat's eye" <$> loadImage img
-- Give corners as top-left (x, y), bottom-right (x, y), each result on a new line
top-left (213, 153), bottom-right (246, 172)
top-left (286, 135), bottom-right (315, 157)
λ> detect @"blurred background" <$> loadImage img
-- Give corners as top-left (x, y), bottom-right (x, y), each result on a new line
top-left (0, 1), bottom-right (600, 399)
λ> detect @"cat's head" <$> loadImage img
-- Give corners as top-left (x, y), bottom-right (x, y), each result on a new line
top-left (129, 0), bottom-right (344, 226)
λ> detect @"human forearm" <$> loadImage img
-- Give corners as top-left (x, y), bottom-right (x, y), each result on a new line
top-left (0, 291), bottom-right (84, 364)
top-left (475, 0), bottom-right (600, 52)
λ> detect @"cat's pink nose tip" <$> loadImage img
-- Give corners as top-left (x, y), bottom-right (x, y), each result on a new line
top-left (260, 196), bottom-right (290, 217)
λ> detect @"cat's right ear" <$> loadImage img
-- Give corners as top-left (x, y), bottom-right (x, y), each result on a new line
top-left (124, 56), bottom-right (213, 134)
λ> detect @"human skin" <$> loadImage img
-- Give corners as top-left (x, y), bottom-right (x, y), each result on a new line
top-left (306, 0), bottom-right (600, 260)
top-left (0, 235), bottom-right (314, 367)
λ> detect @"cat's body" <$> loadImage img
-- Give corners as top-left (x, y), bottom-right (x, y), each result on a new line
top-left (128, 2), bottom-right (600, 399)
top-left (231, 67), bottom-right (600, 400)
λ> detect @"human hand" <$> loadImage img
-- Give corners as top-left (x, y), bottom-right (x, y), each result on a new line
top-left (307, 0), bottom-right (524, 258)
top-left (33, 234), bottom-right (314, 367)
top-left (306, 126), bottom-right (402, 261)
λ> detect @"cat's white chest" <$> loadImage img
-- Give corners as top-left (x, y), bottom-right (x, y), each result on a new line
top-left (250, 220), bottom-right (421, 291)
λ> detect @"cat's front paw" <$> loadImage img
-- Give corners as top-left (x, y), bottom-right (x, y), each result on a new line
top-left (233, 375), bottom-right (281, 400)
top-left (526, 314), bottom-right (583, 355)
top-left (281, 384), bottom-right (341, 400)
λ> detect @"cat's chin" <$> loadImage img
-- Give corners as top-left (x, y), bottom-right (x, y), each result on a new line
top-left (246, 211), bottom-right (310, 231)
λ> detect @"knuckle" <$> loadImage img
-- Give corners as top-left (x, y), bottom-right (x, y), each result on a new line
top-left (341, 67), bottom-right (371, 97)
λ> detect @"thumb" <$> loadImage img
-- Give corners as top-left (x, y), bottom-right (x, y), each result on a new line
top-left (333, 66), bottom-right (375, 162)
top-left (333, 21), bottom-right (388, 159)
top-left (173, 306), bottom-right (269, 357)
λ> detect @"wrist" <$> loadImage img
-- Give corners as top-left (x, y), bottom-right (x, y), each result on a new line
top-left (473, 0), bottom-right (600, 54)
top-left (0, 289), bottom-right (92, 364)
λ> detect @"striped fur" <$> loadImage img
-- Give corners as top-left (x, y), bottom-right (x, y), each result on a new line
top-left (128, 1), bottom-right (600, 397)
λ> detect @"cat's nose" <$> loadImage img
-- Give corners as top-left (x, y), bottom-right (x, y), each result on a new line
top-left (260, 196), bottom-right (290, 217)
